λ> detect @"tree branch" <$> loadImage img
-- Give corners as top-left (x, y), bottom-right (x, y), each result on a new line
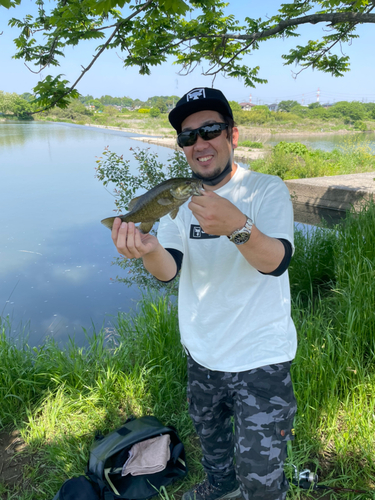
top-left (31, 0), bottom-right (154, 114)
top-left (289, 2), bottom-right (375, 77)
top-left (204, 40), bottom-right (255, 77)
top-left (143, 8), bottom-right (375, 58)
top-left (200, 11), bottom-right (375, 43)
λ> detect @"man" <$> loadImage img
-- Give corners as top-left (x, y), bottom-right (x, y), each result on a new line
top-left (111, 88), bottom-right (297, 500)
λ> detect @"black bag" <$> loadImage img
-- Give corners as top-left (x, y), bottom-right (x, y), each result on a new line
top-left (53, 476), bottom-right (100, 500)
top-left (53, 416), bottom-right (187, 500)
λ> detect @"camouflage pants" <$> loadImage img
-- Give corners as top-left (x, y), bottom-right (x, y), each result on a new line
top-left (187, 355), bottom-right (297, 500)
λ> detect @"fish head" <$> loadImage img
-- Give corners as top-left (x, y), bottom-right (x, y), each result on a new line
top-left (170, 178), bottom-right (204, 200)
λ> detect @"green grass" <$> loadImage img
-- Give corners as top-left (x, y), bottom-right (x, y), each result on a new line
top-left (250, 138), bottom-right (375, 180)
top-left (238, 140), bottom-right (264, 149)
top-left (1, 203), bottom-right (375, 499)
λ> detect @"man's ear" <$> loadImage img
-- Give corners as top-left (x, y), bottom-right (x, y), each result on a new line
top-left (232, 127), bottom-right (239, 149)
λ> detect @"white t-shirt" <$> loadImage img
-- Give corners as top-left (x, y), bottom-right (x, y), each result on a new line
top-left (157, 165), bottom-right (297, 372)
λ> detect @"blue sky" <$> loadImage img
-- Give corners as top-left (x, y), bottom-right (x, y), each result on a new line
top-left (1, 1), bottom-right (374, 104)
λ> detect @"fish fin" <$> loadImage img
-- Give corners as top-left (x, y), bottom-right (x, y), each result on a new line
top-left (157, 198), bottom-right (173, 206)
top-left (170, 208), bottom-right (179, 219)
top-left (101, 217), bottom-right (116, 230)
top-left (138, 221), bottom-right (154, 233)
top-left (128, 195), bottom-right (142, 211)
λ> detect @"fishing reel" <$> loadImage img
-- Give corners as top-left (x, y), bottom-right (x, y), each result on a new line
top-left (291, 465), bottom-right (371, 495)
top-left (292, 466), bottom-right (319, 490)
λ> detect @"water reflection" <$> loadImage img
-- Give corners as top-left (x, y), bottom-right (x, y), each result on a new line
top-left (2, 221), bottom-right (141, 347)
top-left (0, 120), bottom-right (81, 150)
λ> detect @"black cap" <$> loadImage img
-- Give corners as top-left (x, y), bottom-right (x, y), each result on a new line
top-left (169, 87), bottom-right (233, 133)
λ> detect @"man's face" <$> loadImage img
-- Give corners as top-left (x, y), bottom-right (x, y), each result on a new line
top-left (180, 110), bottom-right (238, 182)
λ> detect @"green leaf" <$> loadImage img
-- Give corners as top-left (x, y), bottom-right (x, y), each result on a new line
top-left (0, 0), bottom-right (12, 7)
top-left (158, 0), bottom-right (189, 15)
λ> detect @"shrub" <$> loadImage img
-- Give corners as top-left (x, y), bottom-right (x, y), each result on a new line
top-left (250, 139), bottom-right (375, 180)
top-left (273, 112), bottom-right (300, 123)
top-left (353, 121), bottom-right (367, 131)
top-left (246, 108), bottom-right (271, 125)
top-left (96, 148), bottom-right (191, 292)
top-left (274, 141), bottom-right (310, 156)
top-left (150, 107), bottom-right (160, 118)
top-left (238, 140), bottom-right (263, 149)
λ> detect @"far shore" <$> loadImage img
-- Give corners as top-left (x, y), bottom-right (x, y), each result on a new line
top-left (84, 123), bottom-right (268, 161)
top-left (3, 117), bottom-right (370, 162)
top-left (83, 122), bottom-right (371, 162)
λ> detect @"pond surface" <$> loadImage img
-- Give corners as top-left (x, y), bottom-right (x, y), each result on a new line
top-left (1, 121), bottom-right (371, 348)
top-left (263, 131), bottom-right (375, 153)
top-left (0, 121), bottom-right (176, 347)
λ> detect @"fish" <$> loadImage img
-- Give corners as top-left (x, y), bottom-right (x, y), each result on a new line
top-left (101, 177), bottom-right (203, 232)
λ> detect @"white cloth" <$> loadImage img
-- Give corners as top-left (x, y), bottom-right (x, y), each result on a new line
top-left (157, 165), bottom-right (297, 372)
top-left (121, 434), bottom-right (171, 476)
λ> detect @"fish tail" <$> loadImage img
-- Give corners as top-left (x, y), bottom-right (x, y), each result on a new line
top-left (101, 217), bottom-right (116, 229)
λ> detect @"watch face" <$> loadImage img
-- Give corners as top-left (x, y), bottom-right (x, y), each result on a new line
top-left (232, 231), bottom-right (250, 245)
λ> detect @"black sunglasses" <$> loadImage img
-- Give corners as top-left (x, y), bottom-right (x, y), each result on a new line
top-left (177, 123), bottom-right (228, 148)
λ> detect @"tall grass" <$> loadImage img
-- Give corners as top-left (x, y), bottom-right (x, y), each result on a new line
top-left (1, 204), bottom-right (375, 499)
top-left (250, 139), bottom-right (375, 180)
top-left (288, 201), bottom-right (375, 498)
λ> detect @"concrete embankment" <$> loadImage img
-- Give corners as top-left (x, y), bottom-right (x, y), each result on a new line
top-left (285, 172), bottom-right (375, 226)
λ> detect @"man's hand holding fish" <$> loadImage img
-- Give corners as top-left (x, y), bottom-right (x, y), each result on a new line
top-left (112, 219), bottom-right (178, 282)
top-left (112, 219), bottom-right (159, 259)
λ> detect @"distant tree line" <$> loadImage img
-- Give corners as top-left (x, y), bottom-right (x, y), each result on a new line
top-left (232, 100), bottom-right (375, 131)
top-left (77, 94), bottom-right (179, 113)
top-left (1, 91), bottom-right (375, 129)
top-left (0, 91), bottom-right (35, 118)
top-left (277, 100), bottom-right (375, 122)
top-left (0, 92), bottom-right (181, 117)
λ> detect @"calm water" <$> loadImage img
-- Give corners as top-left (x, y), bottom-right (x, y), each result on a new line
top-left (263, 131), bottom-right (375, 152)
top-left (0, 121), bottom-right (176, 347)
top-left (1, 121), bottom-right (373, 348)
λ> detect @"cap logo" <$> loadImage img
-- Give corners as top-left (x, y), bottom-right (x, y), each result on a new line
top-left (186, 88), bottom-right (206, 101)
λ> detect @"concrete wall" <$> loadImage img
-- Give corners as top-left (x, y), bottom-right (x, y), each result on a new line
top-left (284, 172), bottom-right (375, 226)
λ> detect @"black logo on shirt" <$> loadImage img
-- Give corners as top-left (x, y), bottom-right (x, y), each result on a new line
top-left (190, 225), bottom-right (220, 239)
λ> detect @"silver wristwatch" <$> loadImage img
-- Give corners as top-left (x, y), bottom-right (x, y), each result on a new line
top-left (227, 216), bottom-right (253, 245)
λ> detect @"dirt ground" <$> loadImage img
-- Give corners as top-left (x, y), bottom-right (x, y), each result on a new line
top-left (0, 430), bottom-right (33, 494)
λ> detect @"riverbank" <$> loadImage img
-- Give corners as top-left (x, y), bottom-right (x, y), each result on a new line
top-left (83, 122), bottom-right (268, 160)
top-left (83, 121), bottom-right (358, 137)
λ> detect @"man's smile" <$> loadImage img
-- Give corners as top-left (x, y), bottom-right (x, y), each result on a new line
top-left (197, 155), bottom-right (214, 163)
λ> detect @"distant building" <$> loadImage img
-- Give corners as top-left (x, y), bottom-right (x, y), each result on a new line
top-left (267, 103), bottom-right (278, 112)
top-left (239, 102), bottom-right (255, 111)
